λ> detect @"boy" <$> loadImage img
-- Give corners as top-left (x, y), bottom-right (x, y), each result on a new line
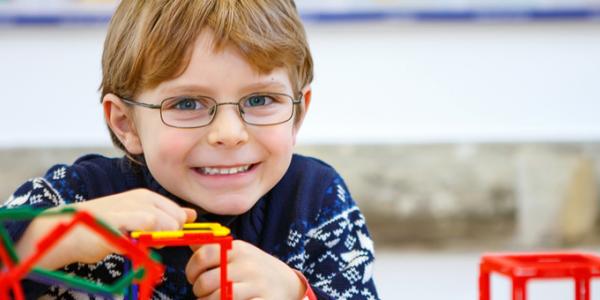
top-left (2, 1), bottom-right (379, 299)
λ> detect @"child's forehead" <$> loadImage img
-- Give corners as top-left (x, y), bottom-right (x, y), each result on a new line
top-left (146, 30), bottom-right (291, 94)
top-left (188, 29), bottom-right (256, 71)
top-left (153, 64), bottom-right (292, 99)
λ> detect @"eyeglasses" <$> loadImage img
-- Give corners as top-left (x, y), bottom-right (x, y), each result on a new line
top-left (119, 92), bottom-right (302, 128)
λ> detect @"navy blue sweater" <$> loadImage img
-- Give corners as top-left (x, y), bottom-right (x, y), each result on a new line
top-left (2, 154), bottom-right (379, 299)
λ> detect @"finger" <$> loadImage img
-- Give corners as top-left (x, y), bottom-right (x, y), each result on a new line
top-left (183, 208), bottom-right (197, 223)
top-left (185, 244), bottom-right (223, 284)
top-left (199, 283), bottom-right (259, 300)
top-left (113, 211), bottom-right (159, 232)
top-left (114, 208), bottom-right (178, 233)
top-left (148, 206), bottom-right (181, 231)
top-left (192, 266), bottom-right (221, 297)
top-left (189, 240), bottom-right (232, 257)
top-left (189, 236), bottom-right (218, 252)
top-left (149, 194), bottom-right (188, 227)
top-left (190, 244), bottom-right (200, 252)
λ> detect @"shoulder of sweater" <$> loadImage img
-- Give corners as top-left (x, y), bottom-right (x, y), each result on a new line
top-left (69, 154), bottom-right (121, 182)
top-left (270, 154), bottom-right (341, 209)
top-left (73, 153), bottom-right (121, 167)
top-left (70, 154), bottom-right (141, 197)
top-left (289, 153), bottom-right (338, 182)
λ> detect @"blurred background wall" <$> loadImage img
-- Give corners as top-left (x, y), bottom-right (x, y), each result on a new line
top-left (2, 22), bottom-right (600, 146)
top-left (1, 1), bottom-right (600, 298)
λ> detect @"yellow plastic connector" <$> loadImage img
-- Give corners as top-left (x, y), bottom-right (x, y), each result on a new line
top-left (130, 222), bottom-right (230, 239)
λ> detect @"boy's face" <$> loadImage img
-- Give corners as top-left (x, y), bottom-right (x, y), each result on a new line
top-left (110, 30), bottom-right (308, 215)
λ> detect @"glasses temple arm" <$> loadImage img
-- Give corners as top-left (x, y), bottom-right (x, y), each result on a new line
top-left (120, 98), bottom-right (162, 109)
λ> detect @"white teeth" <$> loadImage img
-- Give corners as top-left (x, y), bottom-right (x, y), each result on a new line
top-left (200, 165), bottom-right (250, 175)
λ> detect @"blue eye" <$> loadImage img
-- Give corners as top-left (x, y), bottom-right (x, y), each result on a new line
top-left (244, 95), bottom-right (273, 107)
top-left (173, 98), bottom-right (204, 110)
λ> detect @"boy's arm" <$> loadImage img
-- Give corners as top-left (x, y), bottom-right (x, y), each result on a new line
top-left (301, 177), bottom-right (380, 300)
top-left (2, 165), bottom-right (85, 239)
top-left (1, 165), bottom-right (87, 298)
top-left (3, 164), bottom-right (194, 298)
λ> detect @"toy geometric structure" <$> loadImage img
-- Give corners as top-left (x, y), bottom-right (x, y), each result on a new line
top-left (0, 207), bottom-right (164, 300)
top-left (0, 207), bottom-right (234, 300)
top-left (479, 252), bottom-right (600, 300)
top-left (131, 223), bottom-right (234, 300)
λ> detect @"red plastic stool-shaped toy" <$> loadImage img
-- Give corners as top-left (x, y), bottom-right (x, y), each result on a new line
top-left (479, 252), bottom-right (600, 300)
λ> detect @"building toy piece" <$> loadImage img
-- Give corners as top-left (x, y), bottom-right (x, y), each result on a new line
top-left (0, 207), bottom-right (164, 300)
top-left (480, 252), bottom-right (600, 300)
top-left (131, 222), bottom-right (233, 300)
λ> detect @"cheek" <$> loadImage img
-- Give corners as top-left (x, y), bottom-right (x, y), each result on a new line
top-left (254, 126), bottom-right (295, 154)
top-left (142, 127), bottom-right (197, 162)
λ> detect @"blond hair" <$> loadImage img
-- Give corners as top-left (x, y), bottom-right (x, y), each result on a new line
top-left (100, 0), bottom-right (313, 154)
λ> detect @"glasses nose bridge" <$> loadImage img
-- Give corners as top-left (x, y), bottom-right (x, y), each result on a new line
top-left (214, 101), bottom-right (241, 108)
top-left (212, 101), bottom-right (244, 120)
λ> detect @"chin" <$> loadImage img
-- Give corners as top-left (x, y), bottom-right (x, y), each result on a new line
top-left (200, 195), bottom-right (258, 216)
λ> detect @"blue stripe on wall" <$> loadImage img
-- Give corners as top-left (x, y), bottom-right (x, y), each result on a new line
top-left (0, 13), bottom-right (111, 26)
top-left (0, 8), bottom-right (599, 26)
top-left (300, 8), bottom-right (600, 22)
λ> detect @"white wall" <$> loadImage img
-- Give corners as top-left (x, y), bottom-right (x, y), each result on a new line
top-left (1, 21), bottom-right (600, 147)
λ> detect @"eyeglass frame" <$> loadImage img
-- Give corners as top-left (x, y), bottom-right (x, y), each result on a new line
top-left (118, 92), bottom-right (303, 129)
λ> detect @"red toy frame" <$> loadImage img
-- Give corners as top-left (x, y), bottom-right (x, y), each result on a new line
top-left (479, 252), bottom-right (600, 300)
top-left (131, 225), bottom-right (233, 300)
top-left (0, 210), bottom-right (164, 300)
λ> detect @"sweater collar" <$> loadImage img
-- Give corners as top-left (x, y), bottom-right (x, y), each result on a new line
top-left (131, 159), bottom-right (266, 244)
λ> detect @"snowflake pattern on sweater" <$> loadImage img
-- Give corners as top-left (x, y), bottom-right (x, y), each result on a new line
top-left (2, 166), bottom-right (133, 300)
top-left (283, 178), bottom-right (377, 300)
top-left (1, 156), bottom-right (379, 300)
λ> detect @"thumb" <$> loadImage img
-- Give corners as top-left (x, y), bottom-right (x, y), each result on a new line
top-left (184, 208), bottom-right (199, 252)
top-left (189, 244), bottom-right (202, 252)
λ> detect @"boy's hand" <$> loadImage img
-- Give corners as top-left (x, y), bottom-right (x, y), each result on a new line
top-left (16, 188), bottom-right (196, 270)
top-left (186, 240), bottom-right (305, 300)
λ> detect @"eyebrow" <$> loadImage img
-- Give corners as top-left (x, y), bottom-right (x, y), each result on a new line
top-left (162, 80), bottom-right (290, 97)
top-left (241, 81), bottom-right (290, 94)
top-left (161, 84), bottom-right (214, 96)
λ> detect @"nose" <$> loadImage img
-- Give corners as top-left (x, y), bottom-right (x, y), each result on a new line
top-left (206, 104), bottom-right (249, 147)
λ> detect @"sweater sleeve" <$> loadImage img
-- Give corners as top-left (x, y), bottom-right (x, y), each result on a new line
top-left (1, 162), bottom-right (138, 300)
top-left (302, 176), bottom-right (379, 300)
top-left (1, 164), bottom-right (88, 242)
top-left (1, 164), bottom-right (89, 299)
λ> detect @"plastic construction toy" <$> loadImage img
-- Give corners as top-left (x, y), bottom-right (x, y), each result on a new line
top-left (479, 252), bottom-right (600, 300)
top-left (0, 206), bottom-right (164, 300)
top-left (130, 222), bottom-right (234, 300)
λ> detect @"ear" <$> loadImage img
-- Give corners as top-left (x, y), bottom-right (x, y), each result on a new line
top-left (303, 87), bottom-right (312, 113)
top-left (103, 93), bottom-right (143, 155)
top-left (292, 85), bottom-right (312, 145)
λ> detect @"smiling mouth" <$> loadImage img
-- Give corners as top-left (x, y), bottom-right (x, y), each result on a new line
top-left (196, 164), bottom-right (255, 175)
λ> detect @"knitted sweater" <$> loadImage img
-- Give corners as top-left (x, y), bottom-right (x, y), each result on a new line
top-left (2, 153), bottom-right (379, 300)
